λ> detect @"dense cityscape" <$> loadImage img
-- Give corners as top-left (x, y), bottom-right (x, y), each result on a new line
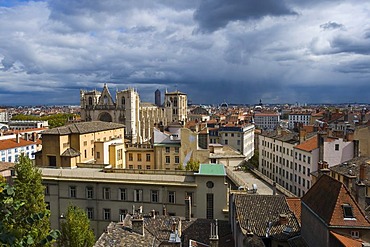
top-left (0, 84), bottom-right (370, 246)
top-left (1, 0), bottom-right (370, 246)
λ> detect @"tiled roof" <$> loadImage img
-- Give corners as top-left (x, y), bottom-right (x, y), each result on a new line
top-left (330, 231), bottom-right (363, 247)
top-left (329, 156), bottom-right (370, 184)
top-left (0, 138), bottom-right (36, 151)
top-left (60, 148), bottom-right (80, 157)
top-left (95, 216), bottom-right (233, 247)
top-left (302, 174), bottom-right (370, 227)
top-left (234, 194), bottom-right (300, 241)
top-left (0, 162), bottom-right (14, 172)
top-left (42, 121), bottom-right (124, 135)
top-left (286, 198), bottom-right (302, 225)
top-left (295, 136), bottom-right (318, 152)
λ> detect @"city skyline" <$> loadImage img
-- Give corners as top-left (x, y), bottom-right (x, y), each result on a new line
top-left (1, 0), bottom-right (370, 105)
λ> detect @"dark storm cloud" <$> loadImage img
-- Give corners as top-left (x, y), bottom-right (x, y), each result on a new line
top-left (193, 0), bottom-right (297, 32)
top-left (320, 21), bottom-right (344, 30)
top-left (330, 36), bottom-right (370, 55)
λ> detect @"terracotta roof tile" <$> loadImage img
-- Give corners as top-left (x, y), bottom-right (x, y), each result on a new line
top-left (295, 136), bottom-right (318, 152)
top-left (0, 138), bottom-right (36, 151)
top-left (330, 231), bottom-right (363, 247)
top-left (302, 175), bottom-right (370, 227)
top-left (286, 198), bottom-right (302, 225)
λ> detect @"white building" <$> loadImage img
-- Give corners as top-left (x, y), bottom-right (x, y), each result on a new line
top-left (253, 113), bottom-right (280, 130)
top-left (259, 130), bottom-right (357, 197)
top-left (0, 136), bottom-right (38, 162)
top-left (219, 124), bottom-right (255, 160)
top-left (8, 120), bottom-right (49, 130)
top-left (0, 109), bottom-right (9, 123)
top-left (288, 112), bottom-right (311, 129)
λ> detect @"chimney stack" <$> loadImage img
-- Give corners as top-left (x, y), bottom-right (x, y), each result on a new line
top-left (359, 163), bottom-right (366, 182)
top-left (131, 217), bottom-right (144, 236)
top-left (209, 219), bottom-right (219, 247)
top-left (162, 205), bottom-right (167, 216)
top-left (16, 133), bottom-right (20, 143)
top-left (272, 182), bottom-right (277, 196)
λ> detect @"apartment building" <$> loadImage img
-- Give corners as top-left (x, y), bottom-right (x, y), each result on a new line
top-left (259, 130), bottom-right (358, 197)
top-left (8, 120), bottom-right (49, 130)
top-left (35, 121), bottom-right (125, 168)
top-left (125, 143), bottom-right (155, 170)
top-left (0, 109), bottom-right (9, 123)
top-left (219, 124), bottom-right (255, 159)
top-left (288, 112), bottom-right (311, 129)
top-left (253, 112), bottom-right (280, 130)
top-left (0, 135), bottom-right (38, 162)
top-left (42, 164), bottom-right (228, 236)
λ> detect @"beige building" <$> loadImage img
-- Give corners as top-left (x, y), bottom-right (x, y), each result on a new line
top-left (35, 121), bottom-right (125, 168)
top-left (42, 164), bottom-right (228, 236)
top-left (80, 84), bottom-right (187, 144)
top-left (125, 143), bottom-right (155, 170)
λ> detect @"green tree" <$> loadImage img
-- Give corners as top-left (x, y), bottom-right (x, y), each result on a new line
top-left (11, 113), bottom-right (77, 128)
top-left (59, 205), bottom-right (95, 247)
top-left (186, 159), bottom-right (200, 171)
top-left (0, 174), bottom-right (59, 246)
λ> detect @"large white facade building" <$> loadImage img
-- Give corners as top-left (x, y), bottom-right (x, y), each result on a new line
top-left (288, 113), bottom-right (311, 129)
top-left (0, 136), bottom-right (38, 162)
top-left (253, 112), bottom-right (280, 130)
top-left (219, 124), bottom-right (255, 159)
top-left (259, 130), bottom-right (358, 197)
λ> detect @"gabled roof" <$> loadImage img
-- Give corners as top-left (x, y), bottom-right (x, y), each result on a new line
top-left (234, 194), bottom-right (300, 241)
top-left (61, 148), bottom-right (80, 157)
top-left (302, 174), bottom-right (370, 227)
top-left (286, 198), bottom-right (302, 225)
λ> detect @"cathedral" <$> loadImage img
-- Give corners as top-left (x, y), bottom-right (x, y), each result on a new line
top-left (80, 84), bottom-right (187, 143)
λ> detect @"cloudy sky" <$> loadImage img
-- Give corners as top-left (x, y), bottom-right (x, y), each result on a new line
top-left (0, 0), bottom-right (369, 105)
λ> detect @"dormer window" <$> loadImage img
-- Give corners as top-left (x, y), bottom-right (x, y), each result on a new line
top-left (342, 204), bottom-right (356, 220)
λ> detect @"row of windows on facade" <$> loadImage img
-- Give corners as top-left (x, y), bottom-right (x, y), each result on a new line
top-left (261, 159), bottom-right (311, 177)
top-left (2, 153), bottom-right (34, 162)
top-left (46, 186), bottom-right (191, 205)
top-left (1, 145), bottom-right (35, 156)
top-left (261, 152), bottom-right (312, 170)
top-left (262, 169), bottom-right (310, 196)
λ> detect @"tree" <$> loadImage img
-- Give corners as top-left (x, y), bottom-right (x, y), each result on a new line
top-left (59, 205), bottom-right (95, 247)
top-left (0, 174), bottom-right (59, 246)
top-left (186, 159), bottom-right (200, 171)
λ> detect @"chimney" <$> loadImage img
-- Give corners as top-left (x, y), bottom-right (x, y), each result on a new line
top-left (32, 132), bottom-right (37, 142)
top-left (151, 209), bottom-right (156, 219)
top-left (279, 214), bottom-right (288, 225)
top-left (131, 217), bottom-right (144, 236)
top-left (162, 205), bottom-right (167, 216)
top-left (272, 182), bottom-right (277, 196)
top-left (16, 133), bottom-right (20, 143)
top-left (353, 140), bottom-right (360, 158)
top-left (317, 132), bottom-right (327, 162)
top-left (185, 196), bottom-right (192, 221)
top-left (359, 163), bottom-right (366, 182)
top-left (299, 129), bottom-right (307, 144)
top-left (209, 219), bottom-right (219, 247)
top-left (353, 164), bottom-right (367, 209)
top-left (318, 161), bottom-right (330, 177)
top-left (25, 133), bottom-right (29, 141)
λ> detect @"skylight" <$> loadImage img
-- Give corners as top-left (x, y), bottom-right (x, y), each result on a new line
top-left (342, 204), bottom-right (355, 219)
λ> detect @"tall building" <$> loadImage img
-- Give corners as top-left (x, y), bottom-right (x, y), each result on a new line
top-left (164, 90), bottom-right (187, 124)
top-left (154, 89), bottom-right (161, 107)
top-left (80, 84), bottom-right (187, 143)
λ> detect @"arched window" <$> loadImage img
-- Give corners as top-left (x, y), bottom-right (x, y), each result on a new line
top-left (103, 95), bottom-right (108, 105)
top-left (122, 97), bottom-right (125, 105)
top-left (173, 98), bottom-right (178, 107)
top-left (88, 97), bottom-right (93, 105)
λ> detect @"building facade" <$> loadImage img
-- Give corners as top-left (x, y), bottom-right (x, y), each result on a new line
top-left (288, 112), bottom-right (311, 129)
top-left (253, 112), bottom-right (280, 130)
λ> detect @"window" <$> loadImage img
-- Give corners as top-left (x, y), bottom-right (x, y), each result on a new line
top-left (97, 152), bottom-right (100, 159)
top-left (137, 153), bottom-right (142, 161)
top-left (119, 209), bottom-right (127, 222)
top-left (175, 156), bottom-right (180, 164)
top-left (84, 141), bottom-right (87, 146)
top-left (44, 185), bottom-right (50, 195)
top-left (84, 150), bottom-right (87, 158)
top-left (151, 190), bottom-right (159, 202)
top-left (146, 165), bottom-right (151, 170)
top-left (351, 231), bottom-right (360, 239)
top-left (165, 156), bottom-right (170, 164)
top-left (206, 193), bottom-right (214, 219)
top-left (69, 186), bottom-right (76, 198)
top-left (225, 140), bottom-right (228, 145)
top-left (165, 147), bottom-right (170, 153)
top-left (335, 144), bottom-right (339, 151)
top-left (119, 188), bottom-right (127, 200)
top-left (168, 191), bottom-right (175, 204)
top-left (128, 153), bottom-right (133, 161)
top-left (103, 208), bottom-right (111, 220)
top-left (146, 154), bottom-right (151, 162)
top-left (103, 187), bottom-right (110, 200)
top-left (174, 147), bottom-right (179, 153)
top-left (86, 186), bottom-right (94, 199)
top-left (87, 208), bottom-right (94, 220)
top-left (134, 189), bottom-right (143, 202)
top-left (138, 165), bottom-right (142, 169)
top-left (237, 140), bottom-right (241, 145)
top-left (342, 204), bottom-right (355, 219)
